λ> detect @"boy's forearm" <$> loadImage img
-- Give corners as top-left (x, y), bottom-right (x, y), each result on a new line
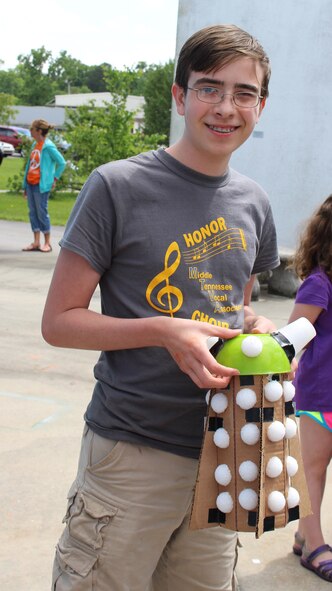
top-left (42, 309), bottom-right (171, 351)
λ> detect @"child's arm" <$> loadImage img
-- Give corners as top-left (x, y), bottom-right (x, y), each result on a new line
top-left (288, 302), bottom-right (323, 325)
top-left (287, 303), bottom-right (322, 373)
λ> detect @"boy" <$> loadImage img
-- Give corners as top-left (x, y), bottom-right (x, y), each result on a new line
top-left (43, 24), bottom-right (279, 591)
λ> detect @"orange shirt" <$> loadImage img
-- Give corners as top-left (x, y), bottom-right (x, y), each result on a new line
top-left (27, 140), bottom-right (44, 185)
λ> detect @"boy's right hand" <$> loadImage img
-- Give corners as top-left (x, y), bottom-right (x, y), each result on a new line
top-left (161, 317), bottom-right (240, 389)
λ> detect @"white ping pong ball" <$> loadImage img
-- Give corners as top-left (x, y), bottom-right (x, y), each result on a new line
top-left (287, 487), bottom-right (300, 508)
top-left (266, 456), bottom-right (283, 478)
top-left (267, 421), bottom-right (286, 442)
top-left (216, 492), bottom-right (233, 513)
top-left (286, 456), bottom-right (299, 477)
top-left (239, 460), bottom-right (259, 482)
top-left (238, 488), bottom-right (258, 510)
top-left (283, 380), bottom-right (295, 402)
top-left (215, 464), bottom-right (232, 486)
top-left (268, 491), bottom-right (286, 513)
top-left (241, 423), bottom-right (260, 445)
top-left (241, 335), bottom-right (263, 357)
top-left (211, 393), bottom-right (228, 414)
top-left (236, 388), bottom-right (257, 410)
top-left (285, 417), bottom-right (297, 439)
top-left (264, 380), bottom-right (283, 402)
top-left (213, 428), bottom-right (230, 449)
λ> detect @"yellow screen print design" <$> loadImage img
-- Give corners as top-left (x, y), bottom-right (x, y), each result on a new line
top-left (146, 242), bottom-right (183, 317)
top-left (146, 219), bottom-right (247, 320)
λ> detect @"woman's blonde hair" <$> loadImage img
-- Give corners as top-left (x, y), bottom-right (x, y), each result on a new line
top-left (31, 119), bottom-right (54, 136)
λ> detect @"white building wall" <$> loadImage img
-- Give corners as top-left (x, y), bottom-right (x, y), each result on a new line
top-left (171, 0), bottom-right (332, 250)
top-left (10, 94), bottom-right (145, 134)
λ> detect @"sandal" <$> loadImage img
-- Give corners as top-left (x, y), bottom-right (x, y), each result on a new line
top-left (301, 544), bottom-right (332, 582)
top-left (22, 243), bottom-right (40, 251)
top-left (39, 245), bottom-right (52, 253)
top-left (293, 531), bottom-right (305, 556)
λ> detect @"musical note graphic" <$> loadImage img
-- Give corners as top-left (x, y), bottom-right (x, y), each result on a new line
top-left (183, 228), bottom-right (246, 265)
top-left (146, 241), bottom-right (183, 316)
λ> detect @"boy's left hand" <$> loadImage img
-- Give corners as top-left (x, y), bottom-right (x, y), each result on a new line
top-left (245, 314), bottom-right (277, 335)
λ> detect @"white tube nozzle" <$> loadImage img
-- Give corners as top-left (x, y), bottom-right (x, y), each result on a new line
top-left (277, 317), bottom-right (316, 355)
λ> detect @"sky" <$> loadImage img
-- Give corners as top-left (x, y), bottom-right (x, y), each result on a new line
top-left (1, 0), bottom-right (179, 70)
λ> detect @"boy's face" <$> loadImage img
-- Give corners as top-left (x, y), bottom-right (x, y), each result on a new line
top-left (171, 57), bottom-right (266, 175)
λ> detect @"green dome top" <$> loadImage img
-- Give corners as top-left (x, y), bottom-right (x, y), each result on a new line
top-left (215, 333), bottom-right (291, 375)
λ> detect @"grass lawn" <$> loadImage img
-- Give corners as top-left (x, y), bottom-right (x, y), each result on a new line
top-left (0, 155), bottom-right (25, 189)
top-left (0, 192), bottom-right (78, 226)
top-left (0, 156), bottom-right (78, 226)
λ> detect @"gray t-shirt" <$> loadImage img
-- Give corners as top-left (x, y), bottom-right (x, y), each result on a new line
top-left (61, 148), bottom-right (279, 458)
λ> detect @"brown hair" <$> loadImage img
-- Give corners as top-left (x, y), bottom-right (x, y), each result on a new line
top-left (31, 119), bottom-right (55, 137)
top-left (292, 194), bottom-right (332, 281)
top-left (175, 24), bottom-right (271, 98)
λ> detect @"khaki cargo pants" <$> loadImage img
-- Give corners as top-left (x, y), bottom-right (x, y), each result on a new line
top-left (52, 425), bottom-right (238, 591)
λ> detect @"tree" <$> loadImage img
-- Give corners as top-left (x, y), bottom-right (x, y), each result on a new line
top-left (16, 47), bottom-right (55, 105)
top-left (143, 61), bottom-right (174, 143)
top-left (0, 93), bottom-right (18, 124)
top-left (0, 69), bottom-right (24, 99)
top-left (64, 92), bottom-right (165, 180)
top-left (85, 64), bottom-right (109, 93)
top-left (48, 51), bottom-right (90, 94)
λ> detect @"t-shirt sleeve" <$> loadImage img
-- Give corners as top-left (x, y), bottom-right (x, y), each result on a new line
top-left (295, 272), bottom-right (330, 310)
top-left (252, 203), bottom-right (280, 274)
top-left (60, 170), bottom-right (116, 275)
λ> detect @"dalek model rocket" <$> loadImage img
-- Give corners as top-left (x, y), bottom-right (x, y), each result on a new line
top-left (190, 318), bottom-right (316, 538)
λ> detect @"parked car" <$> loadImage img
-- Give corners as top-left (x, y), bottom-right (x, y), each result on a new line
top-left (0, 125), bottom-right (24, 153)
top-left (11, 126), bottom-right (31, 138)
top-left (0, 140), bottom-right (15, 156)
top-left (52, 133), bottom-right (71, 152)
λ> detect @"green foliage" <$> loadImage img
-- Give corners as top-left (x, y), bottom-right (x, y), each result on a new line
top-left (0, 92), bottom-right (18, 124)
top-left (103, 62), bottom-right (151, 96)
top-left (143, 61), bottom-right (174, 142)
top-left (48, 51), bottom-right (90, 93)
top-left (0, 50), bottom-right (173, 177)
top-left (64, 93), bottom-right (166, 179)
top-left (0, 70), bottom-right (24, 99)
top-left (16, 47), bottom-right (57, 105)
top-left (85, 64), bottom-right (109, 93)
top-left (0, 49), bottom-right (174, 145)
top-left (0, 155), bottom-right (25, 189)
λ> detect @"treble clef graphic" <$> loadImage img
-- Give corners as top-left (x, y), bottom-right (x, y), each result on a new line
top-left (146, 241), bottom-right (183, 316)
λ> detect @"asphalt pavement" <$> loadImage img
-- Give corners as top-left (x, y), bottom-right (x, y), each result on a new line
top-left (0, 219), bottom-right (330, 590)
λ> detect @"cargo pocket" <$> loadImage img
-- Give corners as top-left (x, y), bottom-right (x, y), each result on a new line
top-left (52, 545), bottom-right (98, 590)
top-left (62, 481), bottom-right (78, 525)
top-left (67, 490), bottom-right (117, 550)
top-left (53, 490), bottom-right (118, 589)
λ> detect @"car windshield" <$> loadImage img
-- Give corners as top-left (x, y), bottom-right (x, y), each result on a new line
top-left (13, 127), bottom-right (31, 137)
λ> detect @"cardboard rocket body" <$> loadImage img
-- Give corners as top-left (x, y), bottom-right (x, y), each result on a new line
top-left (190, 318), bottom-right (315, 538)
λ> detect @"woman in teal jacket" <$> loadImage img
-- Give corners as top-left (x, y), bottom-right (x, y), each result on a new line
top-left (22, 119), bottom-right (66, 252)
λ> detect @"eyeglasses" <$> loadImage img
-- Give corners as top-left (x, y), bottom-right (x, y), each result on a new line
top-left (187, 86), bottom-right (263, 108)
